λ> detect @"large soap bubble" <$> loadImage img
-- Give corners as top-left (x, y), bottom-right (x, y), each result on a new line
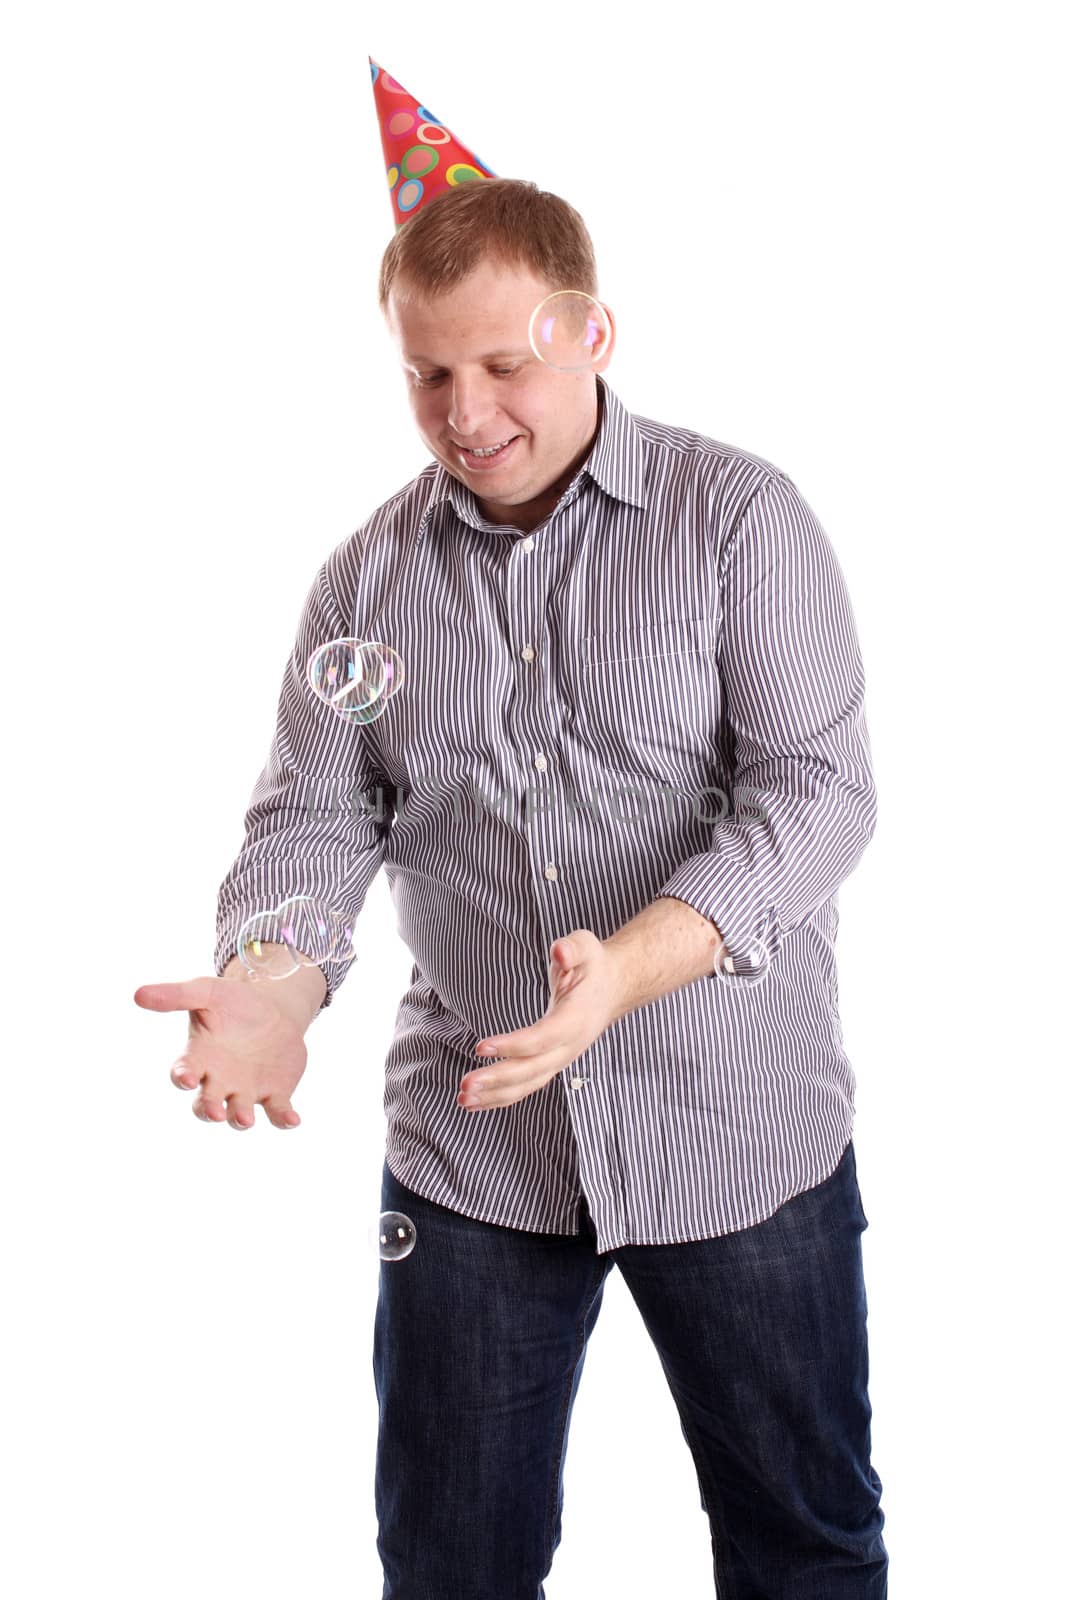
top-left (306, 637), bottom-right (405, 725)
top-left (237, 895), bottom-right (355, 980)
top-left (528, 290), bottom-right (613, 372)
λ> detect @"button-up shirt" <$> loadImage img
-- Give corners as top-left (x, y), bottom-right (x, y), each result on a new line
top-left (214, 374), bottom-right (877, 1252)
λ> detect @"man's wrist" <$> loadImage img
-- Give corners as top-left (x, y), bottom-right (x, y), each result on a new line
top-left (221, 947), bottom-right (328, 1032)
top-left (603, 895), bottom-right (725, 1022)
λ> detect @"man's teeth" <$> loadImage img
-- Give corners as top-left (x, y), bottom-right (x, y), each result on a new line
top-left (468, 440), bottom-right (510, 456)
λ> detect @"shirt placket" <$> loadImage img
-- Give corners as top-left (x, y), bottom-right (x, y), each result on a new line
top-left (501, 514), bottom-right (626, 1220)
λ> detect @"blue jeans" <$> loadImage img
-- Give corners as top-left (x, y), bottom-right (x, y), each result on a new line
top-left (374, 1141), bottom-right (888, 1599)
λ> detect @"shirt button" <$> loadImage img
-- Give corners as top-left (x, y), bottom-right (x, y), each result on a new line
top-left (521, 536), bottom-right (535, 553)
top-left (534, 753), bottom-right (548, 771)
top-left (723, 954), bottom-right (736, 973)
top-left (520, 644), bottom-right (536, 662)
top-left (570, 1076), bottom-right (586, 1090)
top-left (544, 864), bottom-right (558, 881)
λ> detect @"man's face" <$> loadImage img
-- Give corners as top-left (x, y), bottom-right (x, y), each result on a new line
top-left (386, 254), bottom-right (614, 532)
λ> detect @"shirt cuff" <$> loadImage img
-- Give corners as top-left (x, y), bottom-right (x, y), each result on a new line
top-left (214, 907), bottom-right (341, 1012)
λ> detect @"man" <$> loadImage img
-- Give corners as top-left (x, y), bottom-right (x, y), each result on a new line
top-left (136, 174), bottom-right (888, 1598)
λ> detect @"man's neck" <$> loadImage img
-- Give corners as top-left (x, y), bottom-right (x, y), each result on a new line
top-left (477, 383), bottom-right (603, 534)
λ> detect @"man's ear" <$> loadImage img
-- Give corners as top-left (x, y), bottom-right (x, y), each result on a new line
top-left (594, 302), bottom-right (616, 374)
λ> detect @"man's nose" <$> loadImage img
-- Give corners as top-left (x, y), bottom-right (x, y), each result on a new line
top-left (447, 375), bottom-right (501, 437)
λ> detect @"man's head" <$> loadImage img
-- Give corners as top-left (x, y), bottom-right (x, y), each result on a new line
top-left (379, 180), bottom-right (615, 533)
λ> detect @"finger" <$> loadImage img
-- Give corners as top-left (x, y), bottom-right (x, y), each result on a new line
top-left (134, 979), bottom-right (221, 1013)
top-left (461, 1050), bottom-right (569, 1100)
top-left (171, 1051), bottom-right (202, 1091)
top-left (476, 1030), bottom-right (537, 1059)
top-left (227, 1096), bottom-right (255, 1131)
top-left (193, 1091), bottom-right (228, 1123)
top-left (478, 1025), bottom-right (568, 1062)
top-left (262, 1095), bottom-right (301, 1130)
top-left (460, 1069), bottom-right (557, 1110)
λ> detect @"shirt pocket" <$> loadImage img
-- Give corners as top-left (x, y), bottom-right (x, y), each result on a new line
top-left (577, 616), bottom-right (718, 765)
top-left (581, 615), bottom-right (716, 668)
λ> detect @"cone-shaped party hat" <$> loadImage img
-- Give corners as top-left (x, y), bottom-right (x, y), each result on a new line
top-left (369, 57), bottom-right (496, 231)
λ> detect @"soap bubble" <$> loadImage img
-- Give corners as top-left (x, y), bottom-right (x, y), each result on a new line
top-left (371, 1211), bottom-right (417, 1262)
top-left (529, 290), bottom-right (613, 372)
top-left (307, 637), bottom-right (405, 725)
top-left (713, 936), bottom-right (773, 990)
top-left (237, 895), bottom-right (355, 980)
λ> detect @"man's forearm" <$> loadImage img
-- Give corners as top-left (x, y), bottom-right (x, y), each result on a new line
top-left (603, 895), bottom-right (725, 1022)
top-left (221, 946), bottom-right (327, 1032)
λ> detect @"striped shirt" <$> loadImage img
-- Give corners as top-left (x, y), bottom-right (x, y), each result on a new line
top-left (214, 373), bottom-right (877, 1253)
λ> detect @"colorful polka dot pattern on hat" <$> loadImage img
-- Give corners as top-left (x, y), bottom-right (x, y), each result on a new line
top-left (369, 57), bottom-right (496, 231)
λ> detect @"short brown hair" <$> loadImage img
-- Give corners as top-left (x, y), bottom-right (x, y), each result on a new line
top-left (377, 177), bottom-right (599, 317)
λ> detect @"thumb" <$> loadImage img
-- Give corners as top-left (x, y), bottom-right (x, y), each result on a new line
top-left (133, 978), bottom-right (220, 1013)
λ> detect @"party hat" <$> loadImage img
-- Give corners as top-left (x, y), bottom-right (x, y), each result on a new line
top-left (369, 57), bottom-right (496, 231)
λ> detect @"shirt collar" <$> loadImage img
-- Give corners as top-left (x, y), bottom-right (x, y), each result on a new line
top-left (422, 373), bottom-right (648, 537)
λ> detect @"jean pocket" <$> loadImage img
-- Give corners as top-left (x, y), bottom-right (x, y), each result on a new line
top-left (847, 1144), bottom-right (871, 1230)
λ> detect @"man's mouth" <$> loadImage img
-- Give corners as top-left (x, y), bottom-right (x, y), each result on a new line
top-left (454, 436), bottom-right (521, 469)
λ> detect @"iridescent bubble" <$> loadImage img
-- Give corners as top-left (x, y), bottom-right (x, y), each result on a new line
top-left (360, 641), bottom-right (404, 709)
top-left (307, 638), bottom-right (405, 725)
top-left (237, 921), bottom-right (299, 980)
top-left (237, 895), bottom-right (355, 981)
top-left (713, 936), bottom-right (773, 989)
top-left (371, 1211), bottom-right (417, 1262)
top-left (307, 638), bottom-right (384, 719)
top-left (275, 894), bottom-right (355, 964)
top-left (528, 290), bottom-right (613, 372)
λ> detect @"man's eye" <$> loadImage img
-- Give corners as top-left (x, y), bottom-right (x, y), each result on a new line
top-left (413, 367), bottom-right (520, 387)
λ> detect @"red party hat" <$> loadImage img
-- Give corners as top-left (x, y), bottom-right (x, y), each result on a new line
top-left (369, 57), bottom-right (497, 231)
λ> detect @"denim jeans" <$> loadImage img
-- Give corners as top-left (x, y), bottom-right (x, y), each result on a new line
top-left (374, 1140), bottom-right (888, 1599)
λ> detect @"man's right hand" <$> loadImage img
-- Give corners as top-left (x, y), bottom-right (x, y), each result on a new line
top-left (133, 954), bottom-right (327, 1131)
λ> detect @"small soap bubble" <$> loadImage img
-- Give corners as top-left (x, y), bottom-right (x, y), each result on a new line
top-left (237, 910), bottom-right (301, 979)
top-left (529, 290), bottom-right (612, 372)
top-left (713, 936), bottom-right (773, 989)
top-left (371, 1211), bottom-right (417, 1262)
top-left (307, 638), bottom-right (405, 725)
top-left (362, 642), bottom-right (404, 707)
top-left (237, 896), bottom-right (356, 980)
top-left (276, 894), bottom-right (355, 964)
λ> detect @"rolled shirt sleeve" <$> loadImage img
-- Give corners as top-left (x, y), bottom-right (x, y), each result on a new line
top-left (213, 546), bottom-right (392, 1012)
top-left (657, 473), bottom-right (877, 977)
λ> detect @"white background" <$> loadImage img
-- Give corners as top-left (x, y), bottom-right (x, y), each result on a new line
top-left (2, 2), bottom-right (1063, 1595)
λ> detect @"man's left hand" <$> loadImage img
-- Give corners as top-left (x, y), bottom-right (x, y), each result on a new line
top-left (458, 929), bottom-right (623, 1111)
